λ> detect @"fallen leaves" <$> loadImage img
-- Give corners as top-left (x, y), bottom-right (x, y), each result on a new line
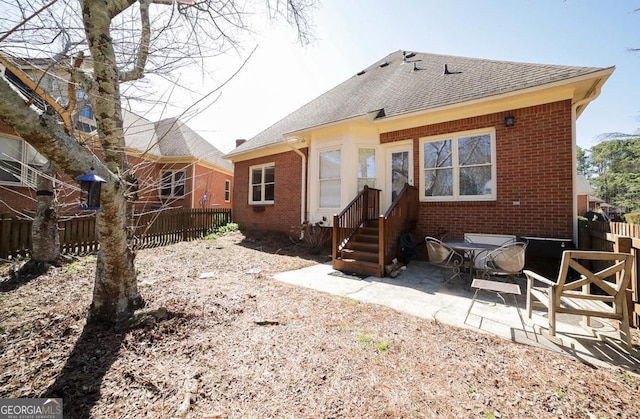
top-left (1, 231), bottom-right (639, 417)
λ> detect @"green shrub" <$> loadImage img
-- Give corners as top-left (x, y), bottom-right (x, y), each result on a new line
top-left (205, 222), bottom-right (239, 239)
top-left (216, 222), bottom-right (239, 235)
top-left (623, 212), bottom-right (640, 224)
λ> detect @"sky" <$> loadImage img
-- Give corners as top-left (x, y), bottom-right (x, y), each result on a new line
top-left (140, 0), bottom-right (640, 154)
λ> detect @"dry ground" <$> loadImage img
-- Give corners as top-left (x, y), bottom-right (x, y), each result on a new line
top-left (1, 231), bottom-right (640, 418)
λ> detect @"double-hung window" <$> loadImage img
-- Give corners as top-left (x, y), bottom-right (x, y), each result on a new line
top-left (160, 170), bottom-right (186, 198)
top-left (250, 163), bottom-right (274, 204)
top-left (319, 149), bottom-right (341, 208)
top-left (420, 129), bottom-right (495, 201)
top-left (0, 136), bottom-right (47, 187)
top-left (224, 180), bottom-right (231, 202)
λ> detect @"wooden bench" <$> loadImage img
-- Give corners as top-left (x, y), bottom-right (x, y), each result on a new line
top-left (525, 250), bottom-right (634, 346)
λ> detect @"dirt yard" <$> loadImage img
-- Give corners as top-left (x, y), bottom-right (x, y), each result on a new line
top-left (1, 231), bottom-right (639, 418)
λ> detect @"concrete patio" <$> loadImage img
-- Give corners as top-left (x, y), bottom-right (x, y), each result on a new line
top-left (274, 260), bottom-right (640, 373)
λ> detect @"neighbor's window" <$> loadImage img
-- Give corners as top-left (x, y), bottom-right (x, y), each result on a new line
top-left (420, 129), bottom-right (495, 201)
top-left (0, 135), bottom-right (47, 187)
top-left (225, 180), bottom-right (231, 202)
top-left (319, 149), bottom-right (341, 208)
top-left (357, 148), bottom-right (376, 191)
top-left (160, 170), bottom-right (186, 198)
top-left (75, 89), bottom-right (97, 133)
top-left (250, 163), bottom-right (274, 204)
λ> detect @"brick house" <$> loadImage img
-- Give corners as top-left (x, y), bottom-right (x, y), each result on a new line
top-left (120, 110), bottom-right (234, 213)
top-left (227, 50), bottom-right (613, 274)
top-left (0, 110), bottom-right (233, 215)
top-left (0, 56), bottom-right (233, 215)
top-left (576, 173), bottom-right (603, 216)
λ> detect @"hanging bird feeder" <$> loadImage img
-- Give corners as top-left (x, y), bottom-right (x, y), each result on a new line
top-left (75, 172), bottom-right (106, 210)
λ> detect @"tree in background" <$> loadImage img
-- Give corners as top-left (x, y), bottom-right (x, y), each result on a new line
top-left (0, 0), bottom-right (315, 324)
top-left (576, 145), bottom-right (592, 178)
top-left (588, 136), bottom-right (640, 213)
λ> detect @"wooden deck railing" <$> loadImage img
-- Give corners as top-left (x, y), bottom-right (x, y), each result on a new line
top-left (580, 221), bottom-right (640, 327)
top-left (379, 184), bottom-right (418, 266)
top-left (0, 208), bottom-right (232, 259)
top-left (332, 185), bottom-right (380, 260)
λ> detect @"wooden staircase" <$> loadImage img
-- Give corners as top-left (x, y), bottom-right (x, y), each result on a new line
top-left (332, 184), bottom-right (418, 278)
top-left (333, 219), bottom-right (382, 277)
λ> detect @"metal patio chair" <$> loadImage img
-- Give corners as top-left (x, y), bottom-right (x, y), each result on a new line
top-left (478, 241), bottom-right (528, 282)
top-left (425, 236), bottom-right (465, 284)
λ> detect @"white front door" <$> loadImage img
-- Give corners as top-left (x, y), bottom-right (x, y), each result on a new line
top-left (387, 142), bottom-right (413, 207)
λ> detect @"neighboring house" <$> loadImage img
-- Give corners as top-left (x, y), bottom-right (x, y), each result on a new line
top-left (225, 50), bottom-right (613, 275)
top-left (576, 173), bottom-right (603, 216)
top-left (122, 111), bottom-right (234, 212)
top-left (0, 56), bottom-right (233, 215)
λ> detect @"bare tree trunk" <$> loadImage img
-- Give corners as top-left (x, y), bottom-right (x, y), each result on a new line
top-left (18, 162), bottom-right (62, 276)
top-left (82, 0), bottom-right (143, 324)
top-left (31, 162), bottom-right (60, 262)
top-left (0, 0), bottom-right (315, 325)
top-left (90, 181), bottom-right (142, 323)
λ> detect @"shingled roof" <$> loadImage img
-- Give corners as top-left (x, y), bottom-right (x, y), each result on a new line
top-left (227, 50), bottom-right (610, 157)
top-left (122, 110), bottom-right (232, 171)
top-left (154, 118), bottom-right (232, 171)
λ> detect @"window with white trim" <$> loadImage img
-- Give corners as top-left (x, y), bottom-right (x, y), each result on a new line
top-left (0, 136), bottom-right (47, 187)
top-left (250, 163), bottom-right (274, 204)
top-left (357, 148), bottom-right (376, 191)
top-left (160, 170), bottom-right (186, 198)
top-left (224, 180), bottom-right (231, 202)
top-left (319, 149), bottom-right (341, 208)
top-left (420, 129), bottom-right (495, 201)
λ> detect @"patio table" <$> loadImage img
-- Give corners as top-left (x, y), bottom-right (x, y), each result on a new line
top-left (444, 241), bottom-right (499, 281)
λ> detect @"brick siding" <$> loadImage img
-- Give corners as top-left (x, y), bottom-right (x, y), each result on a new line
top-left (233, 149), bottom-right (307, 235)
top-left (0, 147), bottom-right (233, 215)
top-left (381, 100), bottom-right (575, 245)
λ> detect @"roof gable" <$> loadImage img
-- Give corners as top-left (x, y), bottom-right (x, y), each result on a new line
top-left (228, 50), bottom-right (611, 157)
top-left (153, 117), bottom-right (232, 171)
top-left (122, 110), bottom-right (232, 171)
top-left (123, 110), bottom-right (160, 155)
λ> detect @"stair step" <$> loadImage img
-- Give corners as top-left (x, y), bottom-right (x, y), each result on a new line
top-left (345, 241), bottom-right (379, 252)
top-left (333, 258), bottom-right (383, 277)
top-left (353, 233), bottom-right (378, 243)
top-left (340, 248), bottom-right (379, 263)
top-left (362, 220), bottom-right (379, 228)
top-left (359, 226), bottom-right (379, 236)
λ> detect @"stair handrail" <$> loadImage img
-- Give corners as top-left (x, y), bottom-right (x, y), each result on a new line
top-left (379, 183), bottom-right (418, 268)
top-left (332, 185), bottom-right (381, 260)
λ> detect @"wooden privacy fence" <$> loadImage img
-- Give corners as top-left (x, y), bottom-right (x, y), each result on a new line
top-left (0, 208), bottom-right (232, 259)
top-left (580, 221), bottom-right (640, 327)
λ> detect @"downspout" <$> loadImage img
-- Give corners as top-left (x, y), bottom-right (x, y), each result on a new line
top-left (571, 82), bottom-right (601, 245)
top-left (285, 138), bottom-right (307, 239)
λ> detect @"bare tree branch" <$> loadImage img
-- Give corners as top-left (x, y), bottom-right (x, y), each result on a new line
top-left (106, 0), bottom-right (139, 19)
top-left (0, 78), bottom-right (109, 180)
top-left (0, 0), bottom-right (317, 324)
top-left (0, 0), bottom-right (60, 43)
top-left (119, 0), bottom-right (151, 82)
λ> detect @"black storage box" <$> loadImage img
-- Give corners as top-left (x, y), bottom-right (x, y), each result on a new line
top-left (522, 236), bottom-right (575, 279)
